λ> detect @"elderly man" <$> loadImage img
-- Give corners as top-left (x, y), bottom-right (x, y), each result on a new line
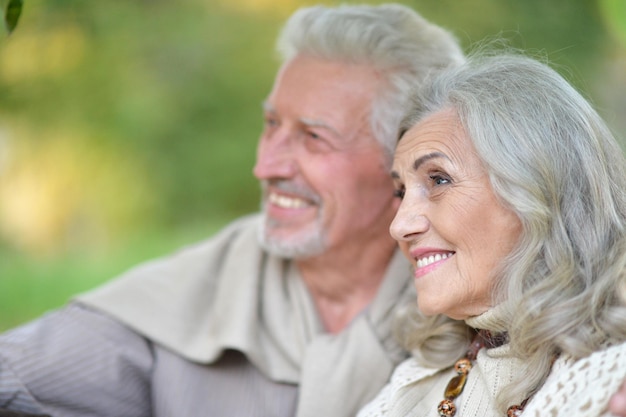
top-left (0, 4), bottom-right (463, 417)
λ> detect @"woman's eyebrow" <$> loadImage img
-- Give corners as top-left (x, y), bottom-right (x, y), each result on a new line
top-left (412, 152), bottom-right (448, 170)
top-left (391, 152), bottom-right (449, 179)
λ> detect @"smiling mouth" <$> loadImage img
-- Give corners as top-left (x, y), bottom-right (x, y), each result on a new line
top-left (268, 192), bottom-right (311, 209)
top-left (416, 252), bottom-right (455, 269)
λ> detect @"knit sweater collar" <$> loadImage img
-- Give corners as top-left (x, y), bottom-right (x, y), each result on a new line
top-left (464, 302), bottom-right (511, 334)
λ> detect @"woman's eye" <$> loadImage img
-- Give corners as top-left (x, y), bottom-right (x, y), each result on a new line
top-left (430, 174), bottom-right (450, 186)
top-left (393, 187), bottom-right (405, 199)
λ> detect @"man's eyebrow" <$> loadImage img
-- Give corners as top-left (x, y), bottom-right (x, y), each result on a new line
top-left (390, 152), bottom-right (449, 179)
top-left (262, 101), bottom-right (276, 113)
top-left (262, 101), bottom-right (341, 137)
top-left (299, 117), bottom-right (341, 137)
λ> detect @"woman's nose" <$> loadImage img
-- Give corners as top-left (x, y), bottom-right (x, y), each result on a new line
top-left (389, 193), bottom-right (429, 242)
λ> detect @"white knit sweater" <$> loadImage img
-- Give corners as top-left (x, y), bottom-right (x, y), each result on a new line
top-left (357, 308), bottom-right (626, 417)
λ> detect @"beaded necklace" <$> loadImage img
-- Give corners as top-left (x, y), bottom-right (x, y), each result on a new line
top-left (436, 330), bottom-right (527, 417)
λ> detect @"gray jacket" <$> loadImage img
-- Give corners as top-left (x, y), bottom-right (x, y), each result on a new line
top-left (0, 214), bottom-right (414, 417)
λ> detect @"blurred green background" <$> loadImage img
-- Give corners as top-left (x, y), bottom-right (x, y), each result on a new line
top-left (0, 0), bottom-right (625, 331)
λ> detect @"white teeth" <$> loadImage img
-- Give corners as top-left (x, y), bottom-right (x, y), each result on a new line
top-left (416, 253), bottom-right (451, 268)
top-left (268, 193), bottom-right (308, 209)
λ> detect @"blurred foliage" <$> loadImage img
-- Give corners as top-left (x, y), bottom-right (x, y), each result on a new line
top-left (0, 0), bottom-right (283, 256)
top-left (0, 218), bottom-right (226, 330)
top-left (0, 0), bottom-right (625, 329)
top-left (599, 0), bottom-right (626, 47)
top-left (3, 0), bottom-right (23, 34)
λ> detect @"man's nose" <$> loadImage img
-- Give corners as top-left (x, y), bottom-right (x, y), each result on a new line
top-left (253, 129), bottom-right (297, 180)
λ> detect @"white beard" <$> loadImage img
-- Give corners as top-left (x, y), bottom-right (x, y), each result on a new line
top-left (256, 212), bottom-right (327, 259)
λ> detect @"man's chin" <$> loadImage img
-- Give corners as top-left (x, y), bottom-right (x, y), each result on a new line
top-left (257, 222), bottom-right (326, 259)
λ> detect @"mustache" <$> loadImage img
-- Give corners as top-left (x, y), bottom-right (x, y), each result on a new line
top-left (260, 179), bottom-right (322, 204)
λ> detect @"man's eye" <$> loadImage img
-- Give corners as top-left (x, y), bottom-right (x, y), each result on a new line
top-left (393, 188), bottom-right (405, 199)
top-left (306, 131), bottom-right (320, 140)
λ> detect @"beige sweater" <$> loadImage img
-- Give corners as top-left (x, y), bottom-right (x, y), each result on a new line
top-left (78, 214), bottom-right (416, 417)
top-left (358, 308), bottom-right (626, 417)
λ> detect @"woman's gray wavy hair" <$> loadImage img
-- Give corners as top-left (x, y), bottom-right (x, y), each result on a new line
top-left (397, 53), bottom-right (626, 412)
top-left (276, 3), bottom-right (465, 165)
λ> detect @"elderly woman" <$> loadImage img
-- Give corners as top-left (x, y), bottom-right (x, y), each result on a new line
top-left (358, 53), bottom-right (626, 417)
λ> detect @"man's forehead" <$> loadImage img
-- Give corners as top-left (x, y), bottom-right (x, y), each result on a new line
top-left (271, 56), bottom-right (380, 106)
top-left (263, 57), bottom-right (381, 143)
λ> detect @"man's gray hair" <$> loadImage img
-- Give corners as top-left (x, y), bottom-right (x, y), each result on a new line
top-left (276, 3), bottom-right (465, 161)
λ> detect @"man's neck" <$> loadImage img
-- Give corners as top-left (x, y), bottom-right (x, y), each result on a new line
top-left (296, 236), bottom-right (398, 334)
